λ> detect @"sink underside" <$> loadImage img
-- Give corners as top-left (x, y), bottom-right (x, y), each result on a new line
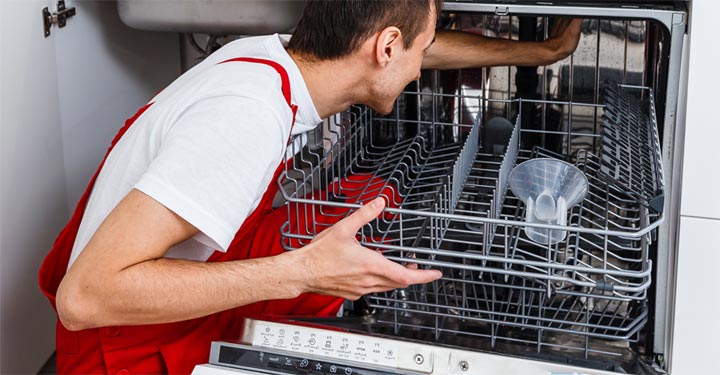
top-left (117, 0), bottom-right (306, 34)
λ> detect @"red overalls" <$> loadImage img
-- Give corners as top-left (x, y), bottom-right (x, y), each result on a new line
top-left (39, 58), bottom-right (344, 374)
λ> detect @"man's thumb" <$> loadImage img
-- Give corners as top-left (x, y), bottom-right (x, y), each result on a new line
top-left (339, 197), bottom-right (386, 235)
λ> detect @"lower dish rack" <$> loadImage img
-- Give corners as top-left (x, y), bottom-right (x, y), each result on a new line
top-left (277, 82), bottom-right (664, 360)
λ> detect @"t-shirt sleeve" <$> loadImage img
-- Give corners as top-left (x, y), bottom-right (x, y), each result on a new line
top-left (134, 96), bottom-right (288, 251)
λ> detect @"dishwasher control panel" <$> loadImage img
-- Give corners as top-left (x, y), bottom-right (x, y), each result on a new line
top-left (251, 322), bottom-right (403, 368)
top-left (210, 343), bottom-right (407, 375)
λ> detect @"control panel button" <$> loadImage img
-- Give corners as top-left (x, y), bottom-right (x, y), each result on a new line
top-left (217, 342), bottom-right (406, 375)
top-left (267, 355), bottom-right (281, 369)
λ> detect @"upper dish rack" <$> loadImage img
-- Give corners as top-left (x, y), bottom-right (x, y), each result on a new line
top-left (277, 81), bottom-right (663, 358)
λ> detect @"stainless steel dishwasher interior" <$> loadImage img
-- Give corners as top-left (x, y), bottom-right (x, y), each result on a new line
top-left (276, 3), bottom-right (685, 374)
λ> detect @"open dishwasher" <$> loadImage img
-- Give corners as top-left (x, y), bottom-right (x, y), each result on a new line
top-left (194, 2), bottom-right (687, 374)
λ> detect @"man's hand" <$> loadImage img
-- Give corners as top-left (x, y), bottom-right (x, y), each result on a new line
top-left (545, 18), bottom-right (583, 63)
top-left (292, 197), bottom-right (442, 300)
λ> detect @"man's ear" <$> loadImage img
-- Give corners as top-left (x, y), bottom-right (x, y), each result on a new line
top-left (375, 26), bottom-right (403, 67)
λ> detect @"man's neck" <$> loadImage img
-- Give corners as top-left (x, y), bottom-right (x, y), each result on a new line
top-left (288, 51), bottom-right (367, 119)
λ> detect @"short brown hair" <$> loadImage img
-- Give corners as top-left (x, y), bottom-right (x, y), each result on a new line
top-left (288, 0), bottom-right (441, 60)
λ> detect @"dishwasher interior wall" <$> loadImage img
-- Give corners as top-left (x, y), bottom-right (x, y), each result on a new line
top-left (280, 2), bottom-right (687, 374)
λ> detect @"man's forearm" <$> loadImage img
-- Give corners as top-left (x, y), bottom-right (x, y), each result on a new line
top-left (57, 251), bottom-right (306, 330)
top-left (57, 193), bottom-right (442, 332)
top-left (423, 30), bottom-right (566, 70)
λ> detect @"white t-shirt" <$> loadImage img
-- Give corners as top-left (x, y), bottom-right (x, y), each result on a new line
top-left (68, 34), bottom-right (322, 268)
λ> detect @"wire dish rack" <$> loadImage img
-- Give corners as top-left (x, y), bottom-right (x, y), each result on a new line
top-left (277, 82), bottom-right (663, 358)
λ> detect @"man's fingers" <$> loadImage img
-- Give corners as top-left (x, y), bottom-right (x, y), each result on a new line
top-left (550, 18), bottom-right (563, 37)
top-left (373, 256), bottom-right (442, 287)
top-left (404, 268), bottom-right (443, 285)
top-left (550, 17), bottom-right (579, 37)
top-left (404, 253), bottom-right (418, 269)
top-left (558, 18), bottom-right (582, 36)
top-left (362, 269), bottom-right (442, 294)
top-left (405, 262), bottom-right (419, 270)
top-left (568, 18), bottom-right (583, 34)
top-left (383, 268), bottom-right (442, 289)
top-left (336, 197), bottom-right (386, 236)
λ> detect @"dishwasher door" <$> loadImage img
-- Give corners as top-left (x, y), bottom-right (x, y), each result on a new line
top-left (196, 318), bottom-right (632, 375)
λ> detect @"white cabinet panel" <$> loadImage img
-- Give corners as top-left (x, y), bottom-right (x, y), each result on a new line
top-left (1, 1), bottom-right (67, 373)
top-left (679, 1), bottom-right (720, 219)
top-left (1, 0), bottom-right (179, 372)
top-left (670, 216), bottom-right (720, 373)
top-left (54, 0), bottom-right (181, 206)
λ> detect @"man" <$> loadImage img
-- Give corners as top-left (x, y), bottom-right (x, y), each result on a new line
top-left (39, 1), bottom-right (581, 373)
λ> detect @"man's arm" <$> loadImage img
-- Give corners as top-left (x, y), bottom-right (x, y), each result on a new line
top-left (56, 190), bottom-right (441, 331)
top-left (423, 18), bottom-right (583, 70)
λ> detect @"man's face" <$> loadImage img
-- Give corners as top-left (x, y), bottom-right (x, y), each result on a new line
top-left (368, 7), bottom-right (437, 115)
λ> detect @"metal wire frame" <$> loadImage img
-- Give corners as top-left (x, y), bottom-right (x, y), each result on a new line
top-left (277, 86), bottom-right (661, 357)
top-left (600, 84), bottom-right (665, 213)
top-left (364, 149), bottom-right (651, 352)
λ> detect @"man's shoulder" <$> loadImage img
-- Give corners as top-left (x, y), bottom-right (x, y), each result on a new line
top-left (156, 35), bottom-right (293, 116)
top-left (192, 65), bottom-right (286, 111)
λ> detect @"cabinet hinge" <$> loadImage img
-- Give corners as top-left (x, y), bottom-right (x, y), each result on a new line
top-left (43, 0), bottom-right (76, 38)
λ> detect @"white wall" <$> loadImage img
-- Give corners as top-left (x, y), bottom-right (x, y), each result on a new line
top-left (56, 0), bottom-right (182, 206)
top-left (678, 0), bottom-right (720, 220)
top-left (1, 1), bottom-right (66, 371)
top-left (0, 0), bottom-right (180, 372)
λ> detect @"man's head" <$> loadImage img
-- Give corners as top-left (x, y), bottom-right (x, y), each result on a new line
top-left (289, 0), bottom-right (440, 114)
top-left (288, 0), bottom-right (441, 61)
